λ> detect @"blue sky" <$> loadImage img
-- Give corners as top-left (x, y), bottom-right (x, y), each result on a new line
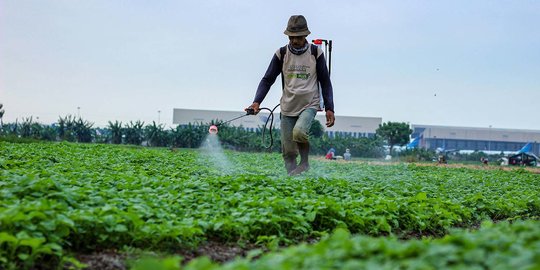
top-left (1, 1), bottom-right (539, 130)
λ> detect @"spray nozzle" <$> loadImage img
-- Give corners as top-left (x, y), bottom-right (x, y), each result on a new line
top-left (209, 125), bottom-right (218, 134)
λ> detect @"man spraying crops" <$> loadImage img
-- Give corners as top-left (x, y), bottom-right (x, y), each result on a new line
top-left (245, 15), bottom-right (335, 176)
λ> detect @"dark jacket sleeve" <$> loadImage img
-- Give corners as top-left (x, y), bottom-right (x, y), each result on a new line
top-left (316, 54), bottom-right (334, 113)
top-left (254, 54), bottom-right (282, 104)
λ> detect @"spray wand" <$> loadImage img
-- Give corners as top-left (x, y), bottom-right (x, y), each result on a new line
top-left (208, 104), bottom-right (280, 149)
top-left (208, 110), bottom-right (255, 134)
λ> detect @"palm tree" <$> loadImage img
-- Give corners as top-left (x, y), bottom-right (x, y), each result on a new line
top-left (74, 117), bottom-right (94, 142)
top-left (57, 115), bottom-right (77, 142)
top-left (0, 103), bottom-right (5, 128)
top-left (19, 117), bottom-right (34, 138)
top-left (124, 120), bottom-right (145, 145)
top-left (145, 121), bottom-right (168, 147)
top-left (108, 121), bottom-right (123, 144)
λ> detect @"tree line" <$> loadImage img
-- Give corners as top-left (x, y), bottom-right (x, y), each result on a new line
top-left (2, 114), bottom-right (414, 158)
top-left (0, 101), bottom-right (426, 159)
top-left (0, 107), bottom-right (511, 163)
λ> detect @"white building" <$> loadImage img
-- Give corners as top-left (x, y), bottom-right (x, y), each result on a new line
top-left (412, 124), bottom-right (540, 155)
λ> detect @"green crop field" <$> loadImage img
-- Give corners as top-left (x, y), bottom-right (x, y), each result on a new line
top-left (1, 141), bottom-right (540, 269)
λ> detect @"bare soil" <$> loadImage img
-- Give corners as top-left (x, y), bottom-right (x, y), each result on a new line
top-left (76, 241), bottom-right (261, 270)
top-left (314, 157), bottom-right (540, 174)
top-left (405, 162), bottom-right (540, 173)
top-left (76, 251), bottom-right (126, 270)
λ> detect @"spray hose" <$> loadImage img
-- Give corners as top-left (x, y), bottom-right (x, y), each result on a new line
top-left (257, 104), bottom-right (280, 149)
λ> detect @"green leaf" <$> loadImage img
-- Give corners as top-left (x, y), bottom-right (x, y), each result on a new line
top-left (306, 211), bottom-right (317, 222)
top-left (114, 224), bottom-right (128, 232)
top-left (415, 192), bottom-right (427, 201)
top-left (19, 238), bottom-right (45, 249)
top-left (17, 253), bottom-right (30, 261)
top-left (0, 232), bottom-right (17, 244)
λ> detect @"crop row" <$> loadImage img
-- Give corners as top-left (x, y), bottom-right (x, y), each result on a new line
top-left (135, 220), bottom-right (540, 270)
top-left (1, 142), bottom-right (540, 268)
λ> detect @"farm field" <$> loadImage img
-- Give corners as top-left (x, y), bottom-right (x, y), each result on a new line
top-left (1, 141), bottom-right (540, 269)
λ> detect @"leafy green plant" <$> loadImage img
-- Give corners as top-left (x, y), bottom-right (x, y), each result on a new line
top-left (1, 141), bottom-right (540, 268)
top-left (398, 148), bottom-right (436, 162)
top-left (171, 220), bottom-right (540, 270)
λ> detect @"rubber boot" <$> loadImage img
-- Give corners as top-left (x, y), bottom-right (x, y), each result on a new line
top-left (284, 157), bottom-right (298, 175)
top-left (289, 142), bottom-right (310, 175)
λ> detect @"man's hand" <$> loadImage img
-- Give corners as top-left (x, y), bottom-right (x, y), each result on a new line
top-left (245, 102), bottom-right (261, 115)
top-left (325, 110), bottom-right (335, 127)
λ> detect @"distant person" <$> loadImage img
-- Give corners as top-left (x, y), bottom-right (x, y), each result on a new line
top-left (498, 157), bottom-right (509, 166)
top-left (325, 148), bottom-right (336, 160)
top-left (343, 149), bottom-right (351, 161)
top-left (245, 15), bottom-right (335, 176)
top-left (438, 155), bottom-right (447, 164)
top-left (481, 157), bottom-right (489, 165)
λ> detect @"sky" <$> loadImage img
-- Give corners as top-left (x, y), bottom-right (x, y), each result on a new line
top-left (1, 0), bottom-right (539, 130)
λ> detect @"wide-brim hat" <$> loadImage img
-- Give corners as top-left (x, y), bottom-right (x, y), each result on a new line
top-left (284, 15), bottom-right (311, 36)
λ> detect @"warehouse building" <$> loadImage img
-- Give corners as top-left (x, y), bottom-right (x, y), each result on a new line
top-left (412, 124), bottom-right (540, 155)
top-left (172, 108), bottom-right (382, 138)
top-left (172, 108), bottom-right (540, 155)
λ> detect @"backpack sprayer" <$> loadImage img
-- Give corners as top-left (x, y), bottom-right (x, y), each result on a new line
top-left (312, 39), bottom-right (332, 76)
top-left (209, 38), bottom-right (332, 148)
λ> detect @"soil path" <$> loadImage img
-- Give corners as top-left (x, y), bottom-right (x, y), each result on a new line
top-left (314, 157), bottom-right (540, 174)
